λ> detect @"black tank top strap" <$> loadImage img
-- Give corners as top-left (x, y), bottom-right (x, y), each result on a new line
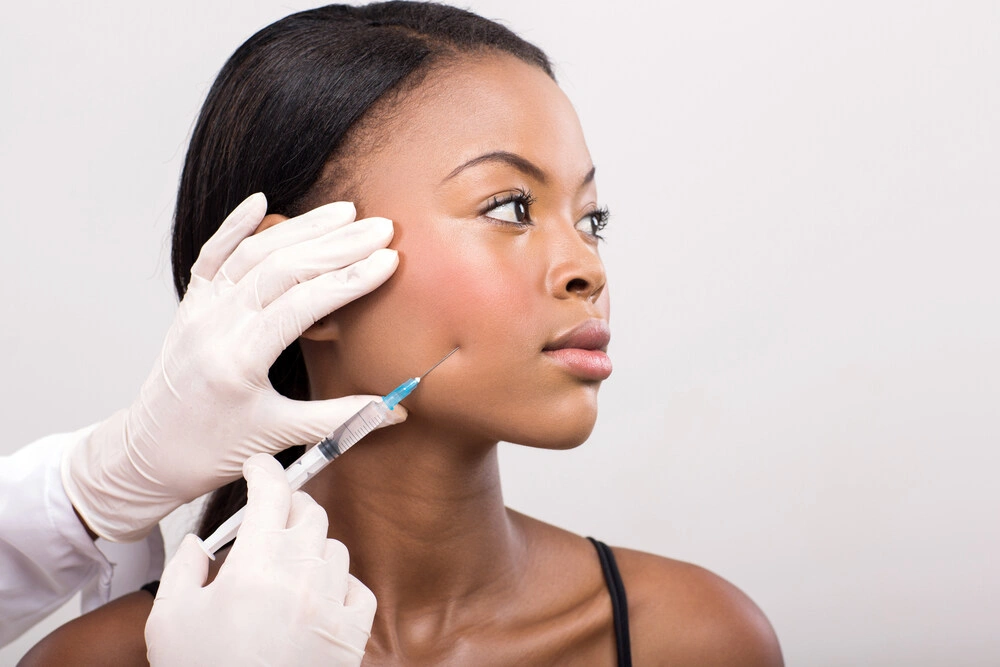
top-left (587, 537), bottom-right (633, 667)
top-left (139, 580), bottom-right (160, 598)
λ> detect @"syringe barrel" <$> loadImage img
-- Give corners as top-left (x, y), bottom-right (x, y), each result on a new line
top-left (287, 400), bottom-right (390, 491)
top-left (201, 400), bottom-right (392, 556)
top-left (316, 400), bottom-right (390, 460)
top-left (200, 505), bottom-right (245, 555)
top-left (283, 445), bottom-right (329, 492)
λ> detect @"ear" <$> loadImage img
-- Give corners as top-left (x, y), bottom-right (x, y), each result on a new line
top-left (255, 212), bottom-right (287, 234)
top-left (255, 213), bottom-right (341, 342)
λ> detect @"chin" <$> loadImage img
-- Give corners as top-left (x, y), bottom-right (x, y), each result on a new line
top-left (508, 410), bottom-right (599, 451)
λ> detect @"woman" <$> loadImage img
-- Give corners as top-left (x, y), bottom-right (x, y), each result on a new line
top-left (24, 2), bottom-right (783, 664)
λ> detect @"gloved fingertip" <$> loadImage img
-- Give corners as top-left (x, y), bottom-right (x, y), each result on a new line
top-left (193, 535), bottom-right (216, 561)
top-left (245, 190), bottom-right (267, 207)
top-left (315, 200), bottom-right (356, 222)
top-left (232, 192), bottom-right (268, 229)
top-left (158, 534), bottom-right (212, 597)
top-left (242, 453), bottom-right (280, 481)
top-left (242, 458), bottom-right (260, 481)
top-left (344, 574), bottom-right (378, 620)
top-left (379, 404), bottom-right (408, 427)
top-left (368, 247), bottom-right (400, 270)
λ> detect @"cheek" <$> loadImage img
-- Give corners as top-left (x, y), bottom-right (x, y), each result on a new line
top-left (415, 243), bottom-right (531, 335)
top-left (398, 230), bottom-right (549, 409)
top-left (333, 220), bottom-right (541, 390)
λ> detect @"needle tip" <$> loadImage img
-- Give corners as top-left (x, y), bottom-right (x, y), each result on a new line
top-left (420, 346), bottom-right (460, 379)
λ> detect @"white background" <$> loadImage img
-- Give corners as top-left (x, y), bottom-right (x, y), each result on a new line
top-left (2, 1), bottom-right (997, 664)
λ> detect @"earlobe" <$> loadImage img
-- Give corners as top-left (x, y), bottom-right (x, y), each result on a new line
top-left (255, 212), bottom-right (288, 234)
top-left (301, 316), bottom-right (341, 341)
top-left (253, 212), bottom-right (342, 342)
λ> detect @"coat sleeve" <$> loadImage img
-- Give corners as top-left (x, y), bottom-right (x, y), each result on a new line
top-left (0, 428), bottom-right (164, 647)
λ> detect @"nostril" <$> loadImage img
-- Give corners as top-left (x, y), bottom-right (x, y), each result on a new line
top-left (566, 278), bottom-right (590, 294)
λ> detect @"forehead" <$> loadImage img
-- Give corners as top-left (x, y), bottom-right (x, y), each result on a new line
top-left (357, 53), bottom-right (593, 190)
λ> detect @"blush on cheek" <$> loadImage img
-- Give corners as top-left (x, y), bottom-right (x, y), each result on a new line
top-left (410, 258), bottom-right (481, 320)
top-left (406, 240), bottom-right (527, 337)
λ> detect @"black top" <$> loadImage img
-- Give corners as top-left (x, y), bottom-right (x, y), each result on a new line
top-left (141, 537), bottom-right (633, 665)
top-left (587, 537), bottom-right (633, 667)
top-left (139, 580), bottom-right (159, 598)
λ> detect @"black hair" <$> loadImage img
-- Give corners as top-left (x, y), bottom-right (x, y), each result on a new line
top-left (167, 1), bottom-right (553, 539)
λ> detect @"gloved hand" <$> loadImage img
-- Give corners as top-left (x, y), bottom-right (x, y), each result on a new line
top-left (145, 454), bottom-right (376, 666)
top-left (62, 193), bottom-right (405, 541)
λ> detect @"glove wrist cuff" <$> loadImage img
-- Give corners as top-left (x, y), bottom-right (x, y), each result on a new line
top-left (61, 409), bottom-right (170, 543)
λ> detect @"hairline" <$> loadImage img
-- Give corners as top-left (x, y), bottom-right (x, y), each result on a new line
top-left (290, 49), bottom-right (557, 215)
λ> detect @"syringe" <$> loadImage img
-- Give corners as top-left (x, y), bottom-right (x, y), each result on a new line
top-left (201, 346), bottom-right (459, 556)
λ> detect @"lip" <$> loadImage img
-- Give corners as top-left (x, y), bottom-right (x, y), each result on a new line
top-left (543, 319), bottom-right (612, 381)
top-left (544, 319), bottom-right (611, 352)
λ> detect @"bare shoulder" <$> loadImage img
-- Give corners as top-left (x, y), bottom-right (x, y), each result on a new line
top-left (612, 547), bottom-right (784, 666)
top-left (18, 591), bottom-right (153, 667)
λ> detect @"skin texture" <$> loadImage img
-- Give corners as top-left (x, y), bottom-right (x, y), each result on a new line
top-left (21, 54), bottom-right (783, 666)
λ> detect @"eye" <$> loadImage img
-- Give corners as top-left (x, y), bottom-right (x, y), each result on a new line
top-left (483, 189), bottom-right (535, 225)
top-left (575, 206), bottom-right (611, 240)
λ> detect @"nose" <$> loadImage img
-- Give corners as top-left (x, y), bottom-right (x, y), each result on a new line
top-left (545, 230), bottom-right (607, 303)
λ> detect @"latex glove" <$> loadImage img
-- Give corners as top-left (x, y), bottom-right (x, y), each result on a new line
top-left (146, 454), bottom-right (376, 666)
top-left (62, 193), bottom-right (405, 541)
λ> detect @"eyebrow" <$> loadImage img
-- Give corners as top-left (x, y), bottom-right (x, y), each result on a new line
top-left (442, 150), bottom-right (596, 190)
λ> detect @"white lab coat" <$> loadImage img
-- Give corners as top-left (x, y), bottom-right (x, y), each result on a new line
top-left (0, 428), bottom-right (164, 646)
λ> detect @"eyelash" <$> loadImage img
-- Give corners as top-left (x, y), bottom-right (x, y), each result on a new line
top-left (586, 206), bottom-right (611, 241)
top-left (482, 188), bottom-right (611, 241)
top-left (483, 188), bottom-right (536, 225)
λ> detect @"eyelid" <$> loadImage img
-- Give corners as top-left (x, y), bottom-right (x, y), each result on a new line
top-left (480, 188), bottom-right (535, 223)
top-left (575, 205), bottom-right (610, 241)
top-left (482, 188), bottom-right (534, 209)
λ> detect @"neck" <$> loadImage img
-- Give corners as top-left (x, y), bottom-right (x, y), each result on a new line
top-left (302, 415), bottom-right (526, 642)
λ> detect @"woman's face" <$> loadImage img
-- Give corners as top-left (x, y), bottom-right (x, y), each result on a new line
top-left (301, 53), bottom-right (610, 450)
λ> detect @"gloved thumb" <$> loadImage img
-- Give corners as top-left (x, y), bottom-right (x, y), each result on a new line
top-left (322, 574), bottom-right (377, 657)
top-left (155, 534), bottom-right (210, 603)
top-left (238, 453), bottom-right (293, 536)
top-left (344, 574), bottom-right (378, 622)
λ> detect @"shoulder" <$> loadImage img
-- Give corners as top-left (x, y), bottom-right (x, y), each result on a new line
top-left (18, 591), bottom-right (153, 666)
top-left (611, 546), bottom-right (784, 667)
